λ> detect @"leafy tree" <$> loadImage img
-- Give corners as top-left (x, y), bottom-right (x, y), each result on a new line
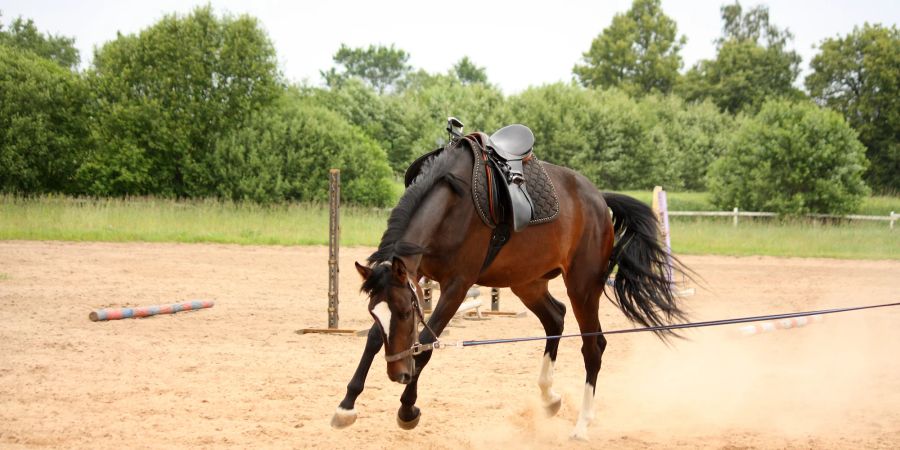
top-left (0, 44), bottom-right (91, 193)
top-left (708, 99), bottom-right (869, 214)
top-left (81, 6), bottom-right (281, 197)
top-left (384, 72), bottom-right (506, 173)
top-left (638, 95), bottom-right (732, 190)
top-left (573, 0), bottom-right (685, 96)
top-left (453, 56), bottom-right (488, 85)
top-left (718, 1), bottom-right (792, 47)
top-left (0, 15), bottom-right (79, 70)
top-left (211, 91), bottom-right (394, 206)
top-left (508, 84), bottom-right (667, 190)
top-left (322, 44), bottom-right (411, 94)
top-left (805, 24), bottom-right (900, 192)
top-left (678, 1), bottom-right (802, 114)
top-left (302, 79), bottom-right (387, 144)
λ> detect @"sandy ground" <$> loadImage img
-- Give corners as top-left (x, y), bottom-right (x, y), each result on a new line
top-left (0, 240), bottom-right (898, 449)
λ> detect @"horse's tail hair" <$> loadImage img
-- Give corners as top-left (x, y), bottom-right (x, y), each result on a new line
top-left (602, 192), bottom-right (688, 339)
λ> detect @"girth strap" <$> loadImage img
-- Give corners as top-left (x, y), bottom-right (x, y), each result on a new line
top-left (480, 223), bottom-right (510, 273)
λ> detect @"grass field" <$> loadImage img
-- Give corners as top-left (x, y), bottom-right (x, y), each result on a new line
top-left (1, 194), bottom-right (897, 260)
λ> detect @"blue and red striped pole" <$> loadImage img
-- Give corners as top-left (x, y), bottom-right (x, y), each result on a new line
top-left (89, 300), bottom-right (214, 321)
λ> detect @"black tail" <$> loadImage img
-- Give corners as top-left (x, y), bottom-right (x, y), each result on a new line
top-left (602, 192), bottom-right (688, 337)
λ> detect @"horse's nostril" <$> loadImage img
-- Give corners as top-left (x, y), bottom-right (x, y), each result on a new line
top-left (398, 373), bottom-right (412, 384)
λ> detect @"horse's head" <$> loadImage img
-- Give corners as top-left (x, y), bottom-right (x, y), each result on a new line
top-left (355, 258), bottom-right (422, 384)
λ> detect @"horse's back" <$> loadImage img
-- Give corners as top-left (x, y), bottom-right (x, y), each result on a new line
top-left (476, 161), bottom-right (612, 286)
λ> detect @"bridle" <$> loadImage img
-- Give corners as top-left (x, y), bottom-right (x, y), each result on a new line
top-left (383, 279), bottom-right (442, 363)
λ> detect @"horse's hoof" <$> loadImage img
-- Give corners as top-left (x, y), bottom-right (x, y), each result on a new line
top-left (330, 407), bottom-right (357, 429)
top-left (544, 395), bottom-right (562, 417)
top-left (569, 429), bottom-right (589, 441)
top-left (396, 406), bottom-right (421, 430)
top-left (569, 422), bottom-right (589, 441)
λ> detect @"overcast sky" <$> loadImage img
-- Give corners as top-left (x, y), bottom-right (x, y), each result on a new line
top-left (2, 0), bottom-right (898, 93)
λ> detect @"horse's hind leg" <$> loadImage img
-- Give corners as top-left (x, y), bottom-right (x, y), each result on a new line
top-left (331, 324), bottom-right (383, 428)
top-left (511, 280), bottom-right (566, 417)
top-left (565, 270), bottom-right (608, 441)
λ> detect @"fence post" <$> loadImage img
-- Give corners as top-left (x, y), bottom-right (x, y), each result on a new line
top-left (491, 288), bottom-right (500, 311)
top-left (891, 211), bottom-right (896, 231)
top-left (327, 169), bottom-right (340, 329)
top-left (733, 207), bottom-right (739, 227)
top-left (422, 278), bottom-right (434, 312)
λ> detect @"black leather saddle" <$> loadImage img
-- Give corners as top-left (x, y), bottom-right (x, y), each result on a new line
top-left (477, 125), bottom-right (535, 232)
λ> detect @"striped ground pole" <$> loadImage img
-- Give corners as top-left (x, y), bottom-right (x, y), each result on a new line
top-left (737, 315), bottom-right (824, 336)
top-left (89, 300), bottom-right (214, 321)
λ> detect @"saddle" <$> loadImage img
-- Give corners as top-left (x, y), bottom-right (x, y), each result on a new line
top-left (404, 119), bottom-right (560, 271)
top-left (466, 126), bottom-right (536, 232)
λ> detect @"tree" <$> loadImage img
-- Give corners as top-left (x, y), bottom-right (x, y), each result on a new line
top-left (708, 99), bottom-right (869, 214)
top-left (0, 44), bottom-right (91, 193)
top-left (805, 24), bottom-right (900, 192)
top-left (573, 0), bottom-right (685, 96)
top-left (507, 84), bottom-right (672, 190)
top-left (0, 15), bottom-right (79, 70)
top-left (385, 72), bottom-right (506, 173)
top-left (80, 6), bottom-right (281, 197)
top-left (453, 56), bottom-right (488, 85)
top-left (211, 91), bottom-right (394, 206)
top-left (322, 44), bottom-right (411, 94)
top-left (638, 95), bottom-right (732, 191)
top-left (678, 1), bottom-right (802, 114)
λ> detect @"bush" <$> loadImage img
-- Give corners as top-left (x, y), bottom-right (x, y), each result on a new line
top-left (211, 92), bottom-right (394, 206)
top-left (708, 99), bottom-right (869, 214)
top-left (0, 44), bottom-right (91, 194)
top-left (508, 84), bottom-right (714, 190)
top-left (387, 73), bottom-right (507, 172)
top-left (638, 95), bottom-right (732, 190)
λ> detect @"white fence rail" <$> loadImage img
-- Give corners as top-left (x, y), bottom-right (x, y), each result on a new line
top-left (668, 208), bottom-right (898, 229)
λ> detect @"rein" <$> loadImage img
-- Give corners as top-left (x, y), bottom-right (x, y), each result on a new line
top-left (415, 301), bottom-right (900, 352)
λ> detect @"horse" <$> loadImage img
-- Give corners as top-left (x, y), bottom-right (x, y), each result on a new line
top-left (330, 131), bottom-right (686, 440)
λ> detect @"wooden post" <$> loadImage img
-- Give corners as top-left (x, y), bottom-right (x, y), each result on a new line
top-left (327, 169), bottom-right (340, 329)
top-left (296, 169), bottom-right (361, 336)
top-left (491, 288), bottom-right (500, 311)
top-left (891, 211), bottom-right (895, 230)
top-left (422, 278), bottom-right (434, 312)
top-left (733, 207), bottom-right (739, 227)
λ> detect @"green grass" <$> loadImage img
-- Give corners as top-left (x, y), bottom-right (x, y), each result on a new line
top-left (616, 190), bottom-right (900, 215)
top-left (0, 195), bottom-right (389, 246)
top-left (670, 218), bottom-right (897, 259)
top-left (1, 194), bottom-right (897, 260)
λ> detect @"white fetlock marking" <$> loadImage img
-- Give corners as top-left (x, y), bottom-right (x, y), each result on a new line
top-left (335, 407), bottom-right (356, 417)
top-left (371, 301), bottom-right (391, 339)
top-left (538, 354), bottom-right (560, 406)
top-left (570, 383), bottom-right (595, 440)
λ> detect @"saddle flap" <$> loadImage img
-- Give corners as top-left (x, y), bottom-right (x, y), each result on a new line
top-left (487, 158), bottom-right (534, 232)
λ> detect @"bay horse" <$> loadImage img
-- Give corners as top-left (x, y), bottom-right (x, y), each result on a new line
top-left (331, 133), bottom-right (686, 440)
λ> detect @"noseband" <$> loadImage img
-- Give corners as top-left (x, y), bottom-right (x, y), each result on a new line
top-left (383, 280), bottom-right (441, 363)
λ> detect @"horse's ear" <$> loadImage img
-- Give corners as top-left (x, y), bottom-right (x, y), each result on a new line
top-left (391, 257), bottom-right (408, 283)
top-left (355, 262), bottom-right (372, 280)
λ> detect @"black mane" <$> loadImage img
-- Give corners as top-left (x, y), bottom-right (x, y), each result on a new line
top-left (367, 146), bottom-right (467, 265)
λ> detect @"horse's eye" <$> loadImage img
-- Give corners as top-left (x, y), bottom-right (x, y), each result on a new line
top-left (396, 308), bottom-right (412, 320)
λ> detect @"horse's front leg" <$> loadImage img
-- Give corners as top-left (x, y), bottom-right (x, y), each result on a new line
top-left (331, 324), bottom-right (383, 428)
top-left (397, 281), bottom-right (470, 429)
